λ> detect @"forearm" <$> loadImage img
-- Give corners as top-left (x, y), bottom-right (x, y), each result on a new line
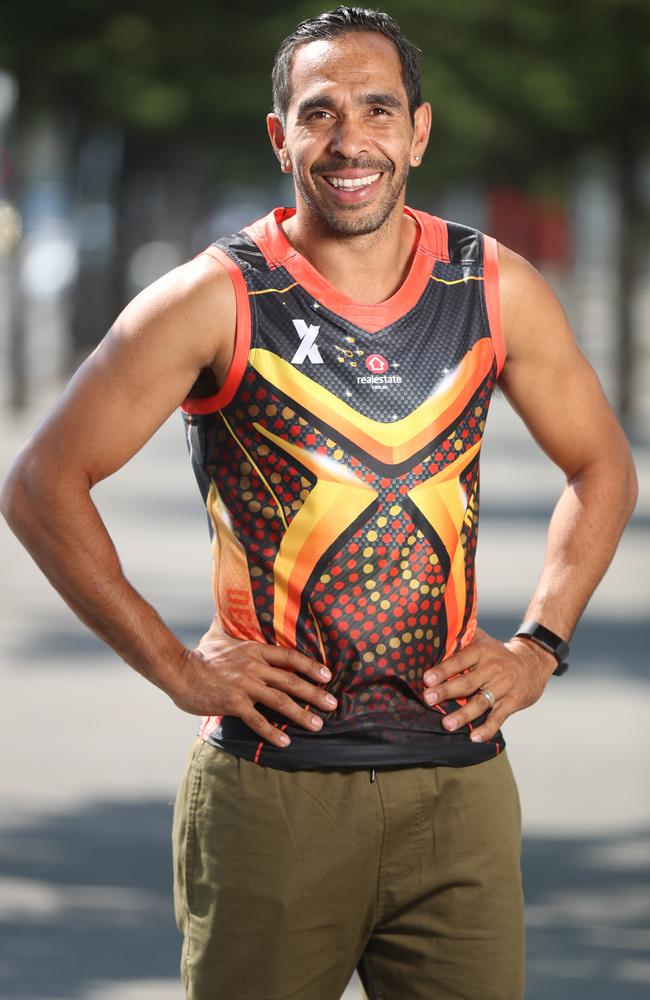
top-left (523, 455), bottom-right (638, 637)
top-left (1, 465), bottom-right (186, 693)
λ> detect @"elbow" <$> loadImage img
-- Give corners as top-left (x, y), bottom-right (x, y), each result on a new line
top-left (1, 445), bottom-right (57, 536)
top-left (606, 447), bottom-right (640, 527)
top-left (2, 448), bottom-right (92, 537)
top-left (1, 456), bottom-right (36, 534)
top-left (568, 444), bottom-right (638, 528)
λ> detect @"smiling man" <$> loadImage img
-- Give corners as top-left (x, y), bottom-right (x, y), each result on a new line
top-left (1, 6), bottom-right (638, 1000)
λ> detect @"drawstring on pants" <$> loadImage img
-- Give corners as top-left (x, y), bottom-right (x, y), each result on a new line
top-left (369, 768), bottom-right (376, 783)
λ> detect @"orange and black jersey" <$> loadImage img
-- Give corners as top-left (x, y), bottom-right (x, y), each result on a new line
top-left (182, 207), bottom-right (506, 771)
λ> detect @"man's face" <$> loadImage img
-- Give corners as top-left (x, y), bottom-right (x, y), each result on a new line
top-left (270, 32), bottom-right (429, 237)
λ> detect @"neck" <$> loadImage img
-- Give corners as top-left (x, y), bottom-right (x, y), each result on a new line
top-left (281, 201), bottom-right (419, 305)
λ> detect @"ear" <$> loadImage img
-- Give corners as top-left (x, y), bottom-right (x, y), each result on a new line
top-left (267, 113), bottom-right (293, 173)
top-left (410, 102), bottom-right (432, 168)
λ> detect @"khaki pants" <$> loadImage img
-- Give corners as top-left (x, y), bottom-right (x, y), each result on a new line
top-left (172, 739), bottom-right (525, 1000)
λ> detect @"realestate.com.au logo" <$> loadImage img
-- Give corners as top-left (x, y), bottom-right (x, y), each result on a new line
top-left (365, 353), bottom-right (388, 374)
top-left (357, 353), bottom-right (402, 388)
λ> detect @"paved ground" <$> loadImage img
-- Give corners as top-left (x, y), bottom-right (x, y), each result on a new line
top-left (1, 387), bottom-right (648, 1000)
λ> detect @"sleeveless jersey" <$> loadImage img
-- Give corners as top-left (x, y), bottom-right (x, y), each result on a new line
top-left (182, 206), bottom-right (506, 771)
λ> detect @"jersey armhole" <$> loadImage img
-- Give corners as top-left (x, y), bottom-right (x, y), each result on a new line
top-left (180, 245), bottom-right (251, 415)
top-left (482, 235), bottom-right (506, 377)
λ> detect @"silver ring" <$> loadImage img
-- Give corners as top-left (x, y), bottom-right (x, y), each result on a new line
top-left (479, 686), bottom-right (495, 708)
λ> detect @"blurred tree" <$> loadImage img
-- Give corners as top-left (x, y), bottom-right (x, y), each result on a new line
top-left (1, 0), bottom-right (648, 419)
top-left (3, 1), bottom-right (648, 185)
top-left (401, 0), bottom-right (650, 424)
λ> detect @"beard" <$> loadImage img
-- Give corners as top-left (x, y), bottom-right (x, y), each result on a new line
top-left (294, 156), bottom-right (410, 238)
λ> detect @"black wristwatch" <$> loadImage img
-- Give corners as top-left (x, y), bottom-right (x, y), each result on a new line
top-left (513, 621), bottom-right (570, 675)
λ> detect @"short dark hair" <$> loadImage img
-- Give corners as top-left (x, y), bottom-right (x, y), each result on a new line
top-left (272, 6), bottom-right (422, 123)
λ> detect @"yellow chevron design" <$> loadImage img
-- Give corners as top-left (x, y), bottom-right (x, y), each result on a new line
top-left (254, 422), bottom-right (378, 648)
top-left (407, 441), bottom-right (481, 654)
top-left (249, 338), bottom-right (492, 466)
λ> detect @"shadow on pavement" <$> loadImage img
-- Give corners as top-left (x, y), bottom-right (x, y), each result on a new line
top-left (0, 800), bottom-right (181, 999)
top-left (522, 829), bottom-right (650, 999)
top-left (1, 799), bottom-right (649, 999)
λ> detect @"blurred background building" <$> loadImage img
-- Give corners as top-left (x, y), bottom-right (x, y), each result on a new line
top-left (0, 0), bottom-right (648, 433)
top-left (0, 3), bottom-right (649, 1000)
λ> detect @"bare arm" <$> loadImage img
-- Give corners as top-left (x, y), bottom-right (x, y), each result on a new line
top-left (498, 245), bottom-right (637, 633)
top-left (1, 256), bottom-right (336, 746)
top-left (2, 255), bottom-right (230, 687)
top-left (422, 244), bottom-right (638, 739)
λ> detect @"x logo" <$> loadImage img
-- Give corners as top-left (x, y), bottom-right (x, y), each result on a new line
top-left (291, 319), bottom-right (323, 364)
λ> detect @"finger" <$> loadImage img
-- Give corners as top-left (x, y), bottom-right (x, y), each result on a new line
top-left (247, 680), bottom-right (326, 735)
top-left (423, 657), bottom-right (458, 688)
top-left (441, 689), bottom-right (500, 732)
top-left (469, 704), bottom-right (510, 743)
top-left (424, 666), bottom-right (484, 706)
top-left (230, 694), bottom-right (293, 748)
top-left (423, 647), bottom-right (479, 687)
top-left (260, 643), bottom-right (331, 683)
top-left (258, 663), bottom-right (338, 713)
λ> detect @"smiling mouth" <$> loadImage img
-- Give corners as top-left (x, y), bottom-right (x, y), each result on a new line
top-left (323, 172), bottom-right (382, 190)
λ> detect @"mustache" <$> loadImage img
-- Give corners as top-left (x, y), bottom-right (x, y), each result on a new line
top-left (312, 159), bottom-right (392, 175)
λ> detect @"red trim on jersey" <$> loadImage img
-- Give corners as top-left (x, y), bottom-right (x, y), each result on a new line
top-left (482, 235), bottom-right (506, 376)
top-left (243, 206), bottom-right (449, 334)
top-left (180, 246), bottom-right (251, 415)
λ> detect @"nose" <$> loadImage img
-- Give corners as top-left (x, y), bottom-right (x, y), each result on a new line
top-left (328, 114), bottom-right (369, 160)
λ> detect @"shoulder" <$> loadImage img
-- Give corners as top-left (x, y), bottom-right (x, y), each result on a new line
top-left (122, 248), bottom-right (235, 324)
top-left (495, 241), bottom-right (573, 365)
top-left (497, 241), bottom-right (549, 307)
top-left (113, 248), bottom-right (237, 370)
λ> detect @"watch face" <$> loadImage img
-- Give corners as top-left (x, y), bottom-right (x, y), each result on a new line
top-left (515, 622), bottom-right (570, 675)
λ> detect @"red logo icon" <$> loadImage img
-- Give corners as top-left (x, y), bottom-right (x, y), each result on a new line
top-left (365, 353), bottom-right (389, 374)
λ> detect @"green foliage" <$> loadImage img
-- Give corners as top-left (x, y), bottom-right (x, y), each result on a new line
top-left (1, 0), bottom-right (648, 186)
top-left (401, 0), bottom-right (650, 185)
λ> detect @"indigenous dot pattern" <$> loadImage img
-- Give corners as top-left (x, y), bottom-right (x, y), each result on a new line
top-left (183, 213), bottom-right (504, 768)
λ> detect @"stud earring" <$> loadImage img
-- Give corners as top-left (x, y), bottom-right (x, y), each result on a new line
top-left (413, 155), bottom-right (421, 162)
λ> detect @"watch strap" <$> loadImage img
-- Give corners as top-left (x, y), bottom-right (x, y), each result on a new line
top-left (514, 620), bottom-right (570, 675)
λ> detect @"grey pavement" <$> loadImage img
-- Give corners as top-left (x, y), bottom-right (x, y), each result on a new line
top-left (1, 387), bottom-right (649, 1000)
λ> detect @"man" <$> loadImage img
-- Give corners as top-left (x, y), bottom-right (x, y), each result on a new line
top-left (1, 6), bottom-right (637, 1000)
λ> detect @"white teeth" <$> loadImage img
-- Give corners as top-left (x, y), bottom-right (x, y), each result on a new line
top-left (325, 173), bottom-right (380, 189)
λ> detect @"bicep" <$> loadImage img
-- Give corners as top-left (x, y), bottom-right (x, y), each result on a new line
top-left (497, 246), bottom-right (626, 478)
top-left (18, 256), bottom-right (235, 487)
